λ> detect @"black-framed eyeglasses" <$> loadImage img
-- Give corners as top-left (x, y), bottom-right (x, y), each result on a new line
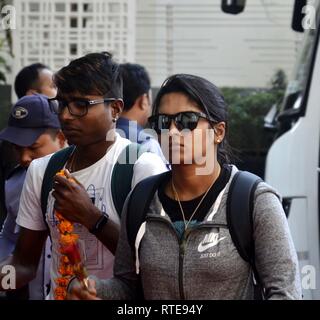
top-left (148, 111), bottom-right (217, 134)
top-left (48, 98), bottom-right (118, 117)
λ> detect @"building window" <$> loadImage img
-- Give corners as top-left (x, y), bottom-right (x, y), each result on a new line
top-left (109, 3), bottom-right (120, 13)
top-left (55, 16), bottom-right (65, 28)
top-left (82, 18), bottom-right (87, 28)
top-left (70, 44), bottom-right (78, 55)
top-left (29, 2), bottom-right (40, 12)
top-left (70, 18), bottom-right (78, 28)
top-left (55, 3), bottom-right (65, 12)
top-left (83, 3), bottom-right (93, 12)
top-left (43, 32), bottom-right (49, 39)
top-left (29, 16), bottom-right (39, 23)
top-left (71, 3), bottom-right (78, 12)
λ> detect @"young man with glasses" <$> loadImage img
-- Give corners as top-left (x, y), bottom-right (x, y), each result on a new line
top-left (0, 53), bottom-right (167, 299)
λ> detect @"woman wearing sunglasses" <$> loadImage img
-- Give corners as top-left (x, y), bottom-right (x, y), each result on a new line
top-left (68, 74), bottom-right (301, 300)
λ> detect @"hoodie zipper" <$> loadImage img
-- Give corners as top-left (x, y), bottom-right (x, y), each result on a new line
top-left (179, 242), bottom-right (185, 299)
top-left (147, 216), bottom-right (226, 299)
top-left (179, 228), bottom-right (193, 300)
top-left (147, 216), bottom-right (186, 299)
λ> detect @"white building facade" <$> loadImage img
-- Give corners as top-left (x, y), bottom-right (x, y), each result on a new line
top-left (135, 0), bottom-right (302, 88)
top-left (6, 0), bottom-right (302, 89)
top-left (11, 0), bottom-right (135, 82)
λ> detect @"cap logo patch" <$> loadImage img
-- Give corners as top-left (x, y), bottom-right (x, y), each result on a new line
top-left (12, 107), bottom-right (28, 119)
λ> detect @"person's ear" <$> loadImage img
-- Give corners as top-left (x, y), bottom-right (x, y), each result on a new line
top-left (110, 99), bottom-right (124, 121)
top-left (57, 130), bottom-right (67, 148)
top-left (213, 122), bottom-right (226, 144)
top-left (138, 94), bottom-right (150, 111)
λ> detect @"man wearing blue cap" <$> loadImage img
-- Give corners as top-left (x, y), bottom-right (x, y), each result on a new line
top-left (0, 63), bottom-right (57, 227)
top-left (0, 94), bottom-right (65, 299)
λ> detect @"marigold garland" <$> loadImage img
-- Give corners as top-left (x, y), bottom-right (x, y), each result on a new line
top-left (54, 170), bottom-right (87, 300)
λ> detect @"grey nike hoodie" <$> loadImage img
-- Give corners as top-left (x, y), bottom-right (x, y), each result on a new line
top-left (93, 166), bottom-right (302, 300)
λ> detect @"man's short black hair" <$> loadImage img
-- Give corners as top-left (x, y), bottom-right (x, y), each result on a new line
top-left (14, 63), bottom-right (49, 98)
top-left (54, 52), bottom-right (122, 99)
top-left (119, 63), bottom-right (151, 111)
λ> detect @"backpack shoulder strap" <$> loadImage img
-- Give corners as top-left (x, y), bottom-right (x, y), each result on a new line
top-left (111, 143), bottom-right (144, 218)
top-left (226, 170), bottom-right (262, 263)
top-left (227, 170), bottom-right (264, 299)
top-left (125, 171), bottom-right (170, 301)
top-left (40, 146), bottom-right (75, 222)
top-left (126, 171), bottom-right (171, 253)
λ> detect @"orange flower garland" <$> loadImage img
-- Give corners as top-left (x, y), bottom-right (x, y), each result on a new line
top-left (54, 170), bottom-right (87, 300)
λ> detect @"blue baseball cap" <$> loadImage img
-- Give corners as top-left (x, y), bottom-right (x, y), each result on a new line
top-left (0, 94), bottom-right (61, 147)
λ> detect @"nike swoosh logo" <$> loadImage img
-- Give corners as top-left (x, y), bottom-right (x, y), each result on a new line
top-left (197, 237), bottom-right (226, 253)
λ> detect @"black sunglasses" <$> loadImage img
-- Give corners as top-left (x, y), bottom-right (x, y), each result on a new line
top-left (148, 111), bottom-right (216, 134)
top-left (48, 98), bottom-right (118, 117)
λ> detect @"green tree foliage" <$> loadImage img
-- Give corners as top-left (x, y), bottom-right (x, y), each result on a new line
top-left (221, 70), bottom-right (287, 155)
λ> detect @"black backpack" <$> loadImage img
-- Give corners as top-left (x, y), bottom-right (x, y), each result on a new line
top-left (126, 170), bottom-right (264, 299)
top-left (40, 143), bottom-right (143, 221)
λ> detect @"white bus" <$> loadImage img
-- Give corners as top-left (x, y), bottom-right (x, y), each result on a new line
top-left (265, 0), bottom-right (320, 299)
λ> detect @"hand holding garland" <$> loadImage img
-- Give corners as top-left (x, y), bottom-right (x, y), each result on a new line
top-left (52, 169), bottom-right (120, 254)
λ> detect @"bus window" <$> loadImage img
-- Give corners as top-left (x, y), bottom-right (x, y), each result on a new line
top-left (282, 28), bottom-right (317, 112)
top-left (276, 2), bottom-right (320, 136)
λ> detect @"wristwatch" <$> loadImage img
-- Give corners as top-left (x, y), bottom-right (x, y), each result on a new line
top-left (89, 211), bottom-right (109, 235)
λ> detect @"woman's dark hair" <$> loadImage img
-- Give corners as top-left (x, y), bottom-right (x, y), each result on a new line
top-left (153, 74), bottom-right (232, 164)
top-left (54, 52), bottom-right (122, 98)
